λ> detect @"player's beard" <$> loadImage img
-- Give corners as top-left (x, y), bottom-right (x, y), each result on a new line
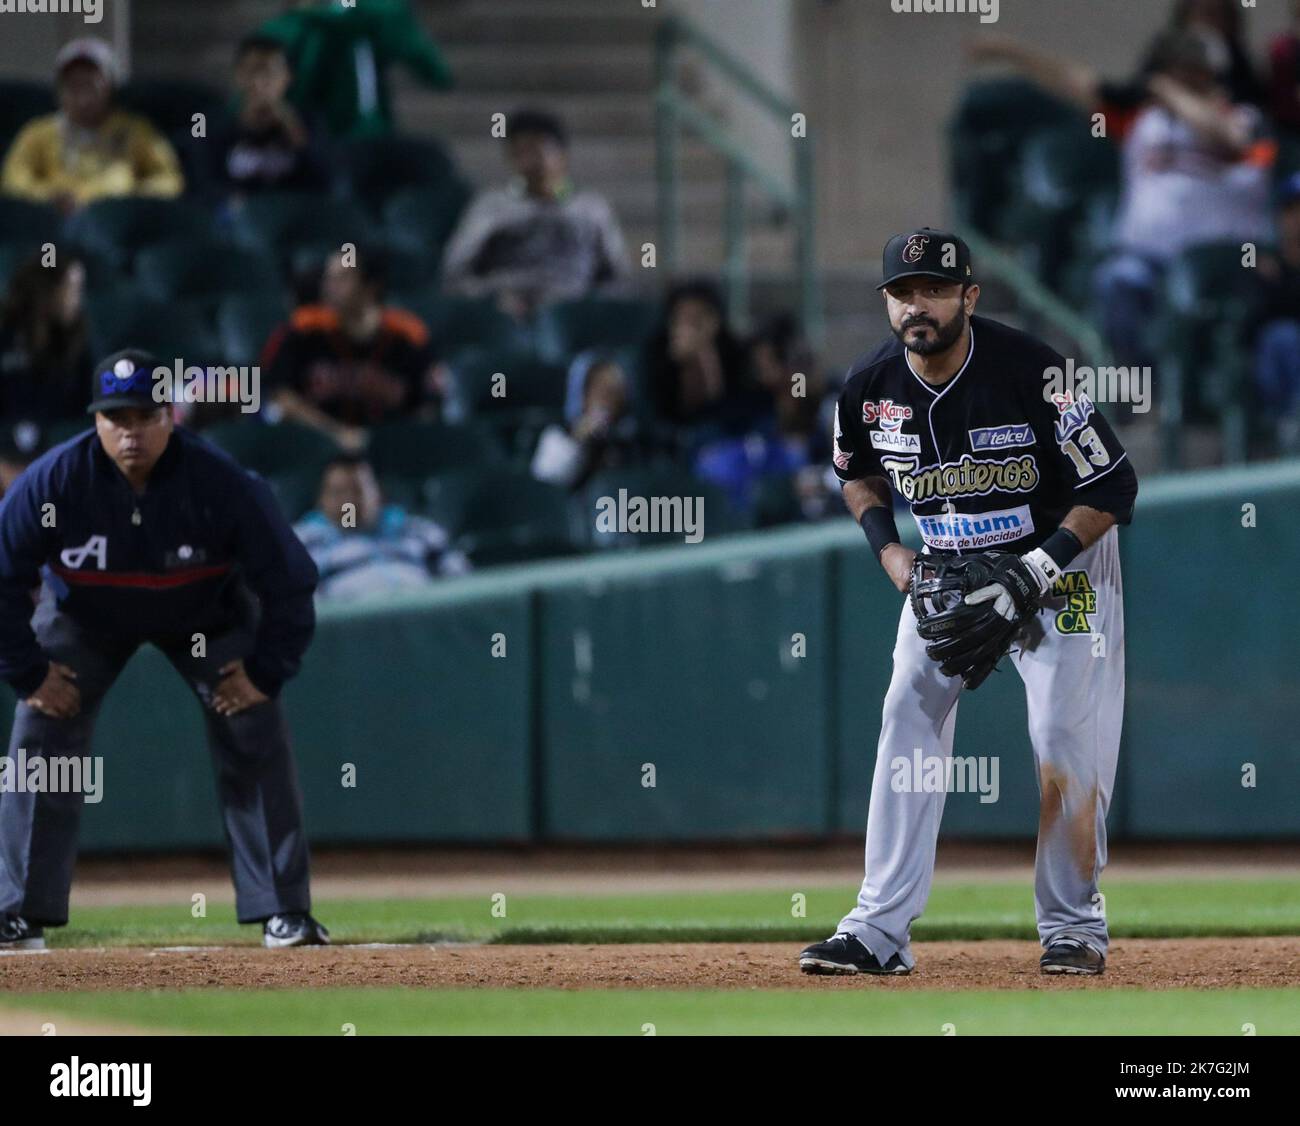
top-left (893, 306), bottom-right (966, 356)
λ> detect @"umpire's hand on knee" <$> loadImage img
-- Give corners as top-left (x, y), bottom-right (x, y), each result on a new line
top-left (26, 661), bottom-right (81, 719)
top-left (211, 659), bottom-right (269, 717)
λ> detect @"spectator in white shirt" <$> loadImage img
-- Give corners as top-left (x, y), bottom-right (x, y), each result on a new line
top-left (441, 109), bottom-right (632, 320)
top-left (1093, 30), bottom-right (1272, 372)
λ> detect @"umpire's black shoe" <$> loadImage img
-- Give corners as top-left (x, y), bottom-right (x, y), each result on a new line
top-left (1040, 938), bottom-right (1105, 975)
top-left (0, 913), bottom-right (45, 951)
top-left (799, 932), bottom-right (910, 975)
top-left (263, 913), bottom-right (330, 949)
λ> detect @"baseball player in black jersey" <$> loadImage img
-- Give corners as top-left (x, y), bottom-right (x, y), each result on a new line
top-left (800, 229), bottom-right (1138, 978)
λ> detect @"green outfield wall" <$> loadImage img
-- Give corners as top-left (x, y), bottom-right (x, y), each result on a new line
top-left (2, 461), bottom-right (1296, 851)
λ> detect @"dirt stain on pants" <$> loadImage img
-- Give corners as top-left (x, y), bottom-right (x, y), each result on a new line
top-left (1038, 764), bottom-right (1099, 884)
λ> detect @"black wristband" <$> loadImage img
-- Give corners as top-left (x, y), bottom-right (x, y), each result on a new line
top-left (1041, 527), bottom-right (1084, 569)
top-left (859, 507), bottom-right (901, 558)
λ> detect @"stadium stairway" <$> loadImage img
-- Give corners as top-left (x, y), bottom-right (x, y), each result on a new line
top-left (132, 0), bottom-right (793, 279)
top-left (128, 1), bottom-right (1192, 476)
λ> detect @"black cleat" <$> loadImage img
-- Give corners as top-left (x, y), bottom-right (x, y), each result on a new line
top-left (1040, 938), bottom-right (1105, 975)
top-left (0, 913), bottom-right (45, 950)
top-left (263, 912), bottom-right (330, 949)
top-left (799, 932), bottom-right (910, 975)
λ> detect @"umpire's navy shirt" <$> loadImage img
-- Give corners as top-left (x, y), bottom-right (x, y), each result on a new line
top-left (0, 426), bottom-right (318, 698)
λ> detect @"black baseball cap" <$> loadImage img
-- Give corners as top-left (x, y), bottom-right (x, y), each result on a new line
top-left (878, 228), bottom-right (974, 290)
top-left (86, 349), bottom-right (168, 414)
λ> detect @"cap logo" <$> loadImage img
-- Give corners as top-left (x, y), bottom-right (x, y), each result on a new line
top-left (903, 234), bottom-right (930, 264)
top-left (99, 360), bottom-right (152, 396)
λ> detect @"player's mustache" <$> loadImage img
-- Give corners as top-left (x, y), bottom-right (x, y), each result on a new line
top-left (902, 317), bottom-right (938, 330)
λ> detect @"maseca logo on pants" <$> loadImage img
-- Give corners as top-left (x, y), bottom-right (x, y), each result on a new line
top-left (1051, 570), bottom-right (1098, 634)
top-left (59, 536), bottom-right (108, 570)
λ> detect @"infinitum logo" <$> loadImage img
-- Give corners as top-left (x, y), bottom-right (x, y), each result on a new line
top-left (913, 505), bottom-right (1033, 550)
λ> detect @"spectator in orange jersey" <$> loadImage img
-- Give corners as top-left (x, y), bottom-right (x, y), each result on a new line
top-left (262, 246), bottom-right (448, 451)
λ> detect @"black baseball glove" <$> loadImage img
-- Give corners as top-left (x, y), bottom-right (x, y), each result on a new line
top-left (910, 552), bottom-right (1047, 690)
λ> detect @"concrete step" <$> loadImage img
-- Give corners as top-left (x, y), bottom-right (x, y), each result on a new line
top-left (430, 3), bottom-right (661, 46)
top-left (435, 43), bottom-right (653, 95)
top-left (449, 133), bottom-right (727, 186)
top-left (404, 89), bottom-right (655, 139)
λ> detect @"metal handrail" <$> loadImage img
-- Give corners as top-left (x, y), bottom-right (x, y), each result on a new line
top-left (655, 15), bottom-right (822, 342)
top-left (961, 229), bottom-right (1110, 369)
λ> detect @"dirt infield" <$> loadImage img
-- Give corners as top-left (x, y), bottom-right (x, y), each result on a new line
top-left (1, 937), bottom-right (1295, 994)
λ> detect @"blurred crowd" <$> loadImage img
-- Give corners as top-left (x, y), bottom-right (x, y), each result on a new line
top-left (7, 0), bottom-right (1283, 603)
top-left (965, 0), bottom-right (1300, 453)
top-left (0, 1), bottom-right (838, 604)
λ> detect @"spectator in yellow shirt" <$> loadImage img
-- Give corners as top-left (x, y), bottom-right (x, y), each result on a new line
top-left (1, 38), bottom-right (184, 215)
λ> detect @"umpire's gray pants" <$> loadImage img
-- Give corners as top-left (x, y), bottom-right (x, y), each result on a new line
top-left (0, 591), bottom-right (313, 926)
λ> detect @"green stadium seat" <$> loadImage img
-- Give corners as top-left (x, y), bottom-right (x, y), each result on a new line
top-left (422, 467), bottom-right (582, 566)
top-left (376, 474), bottom-right (420, 510)
top-left (229, 192), bottom-right (378, 264)
top-left (66, 198), bottom-right (214, 271)
top-left (534, 297), bottom-right (660, 363)
top-left (446, 348), bottom-right (568, 416)
top-left (134, 241), bottom-right (285, 307)
top-left (383, 181), bottom-right (472, 257)
top-left (1161, 242), bottom-right (1265, 423)
top-left (266, 465), bottom-right (326, 522)
top-left (85, 292), bottom-right (219, 365)
top-left (445, 348), bottom-right (569, 461)
top-left (382, 244), bottom-right (442, 291)
top-left (0, 244), bottom-right (28, 291)
top-left (285, 238), bottom-right (440, 295)
top-left (116, 80), bottom-right (229, 136)
top-left (200, 419), bottom-right (341, 477)
top-left (0, 81), bottom-right (54, 153)
top-left (389, 292), bottom-right (533, 358)
top-left (949, 78), bottom-right (1085, 239)
top-left (338, 135), bottom-right (459, 216)
top-left (1016, 127), bottom-right (1121, 294)
top-left (0, 197), bottom-right (63, 251)
top-left (366, 419), bottom-right (504, 480)
top-left (216, 294), bottom-right (292, 367)
top-left (752, 473), bottom-right (802, 528)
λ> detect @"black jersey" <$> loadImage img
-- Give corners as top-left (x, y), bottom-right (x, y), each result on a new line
top-left (832, 315), bottom-right (1138, 555)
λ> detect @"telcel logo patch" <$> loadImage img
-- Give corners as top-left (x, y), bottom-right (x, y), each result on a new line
top-left (969, 423), bottom-right (1033, 451)
top-left (863, 399), bottom-right (913, 431)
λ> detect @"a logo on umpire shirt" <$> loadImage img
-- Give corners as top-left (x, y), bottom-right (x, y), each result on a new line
top-left (164, 544), bottom-right (208, 568)
top-left (59, 535), bottom-right (107, 570)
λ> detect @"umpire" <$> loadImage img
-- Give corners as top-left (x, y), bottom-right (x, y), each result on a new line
top-left (0, 350), bottom-right (328, 949)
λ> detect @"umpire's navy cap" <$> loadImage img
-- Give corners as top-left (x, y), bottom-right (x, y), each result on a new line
top-left (86, 349), bottom-right (167, 414)
top-left (878, 228), bottom-right (974, 290)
